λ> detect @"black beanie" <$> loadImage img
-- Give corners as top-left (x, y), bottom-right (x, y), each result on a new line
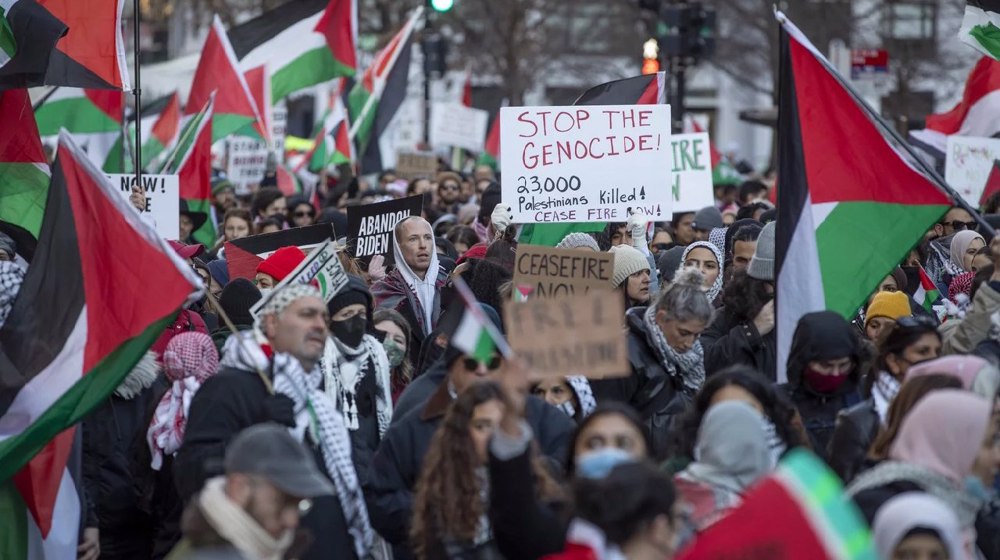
top-left (478, 182), bottom-right (502, 223)
top-left (327, 275), bottom-right (374, 329)
top-left (219, 278), bottom-right (262, 327)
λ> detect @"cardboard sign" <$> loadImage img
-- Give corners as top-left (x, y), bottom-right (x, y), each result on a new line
top-left (346, 195), bottom-right (424, 263)
top-left (504, 291), bottom-right (628, 379)
top-left (669, 132), bottom-right (715, 212)
top-left (945, 136), bottom-right (1000, 205)
top-left (396, 151), bottom-right (439, 179)
top-left (500, 104), bottom-right (673, 223)
top-left (430, 102), bottom-right (490, 152)
top-left (250, 240), bottom-right (349, 317)
top-left (227, 136), bottom-right (269, 186)
top-left (512, 244), bottom-right (614, 298)
top-left (225, 223), bottom-right (336, 281)
top-left (109, 173), bottom-right (179, 239)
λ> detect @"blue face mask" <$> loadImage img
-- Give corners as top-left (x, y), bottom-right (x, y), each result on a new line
top-left (964, 475), bottom-right (994, 501)
top-left (575, 447), bottom-right (634, 480)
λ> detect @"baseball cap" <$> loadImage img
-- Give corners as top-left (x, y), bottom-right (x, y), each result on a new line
top-left (224, 423), bottom-right (335, 498)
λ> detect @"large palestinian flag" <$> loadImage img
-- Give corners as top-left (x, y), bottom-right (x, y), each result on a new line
top-left (0, 130), bottom-right (200, 558)
top-left (517, 71), bottom-right (669, 247)
top-left (304, 96), bottom-right (351, 172)
top-left (774, 14), bottom-right (951, 382)
top-left (38, 0), bottom-right (131, 90)
top-left (231, 0), bottom-right (357, 103)
top-left (34, 87), bottom-right (126, 172)
top-left (0, 0), bottom-right (66, 88)
top-left (347, 7), bottom-right (419, 173)
top-left (186, 15), bottom-right (265, 142)
top-left (0, 89), bottom-right (49, 261)
top-left (170, 94), bottom-right (216, 248)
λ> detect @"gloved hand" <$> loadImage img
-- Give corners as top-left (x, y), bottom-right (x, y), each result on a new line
top-left (259, 394), bottom-right (297, 427)
top-left (491, 204), bottom-right (513, 239)
top-left (626, 209), bottom-right (649, 250)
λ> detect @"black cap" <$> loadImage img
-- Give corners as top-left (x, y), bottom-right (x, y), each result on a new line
top-left (224, 423), bottom-right (335, 499)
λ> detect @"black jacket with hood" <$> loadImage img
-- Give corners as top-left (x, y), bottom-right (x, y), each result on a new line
top-left (779, 311), bottom-right (864, 463)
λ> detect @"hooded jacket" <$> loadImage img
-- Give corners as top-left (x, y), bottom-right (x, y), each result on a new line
top-left (780, 311), bottom-right (864, 461)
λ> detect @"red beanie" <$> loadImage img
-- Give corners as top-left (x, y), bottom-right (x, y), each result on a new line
top-left (456, 242), bottom-right (489, 265)
top-left (256, 246), bottom-right (306, 281)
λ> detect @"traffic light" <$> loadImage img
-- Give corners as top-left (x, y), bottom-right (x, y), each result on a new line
top-left (642, 38), bottom-right (660, 74)
top-left (659, 3), bottom-right (716, 61)
top-left (429, 0), bottom-right (454, 12)
top-left (422, 33), bottom-right (449, 75)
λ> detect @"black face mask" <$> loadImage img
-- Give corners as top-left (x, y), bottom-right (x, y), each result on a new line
top-left (330, 314), bottom-right (367, 348)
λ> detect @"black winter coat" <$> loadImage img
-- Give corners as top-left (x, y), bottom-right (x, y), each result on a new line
top-left (365, 379), bottom-right (575, 560)
top-left (701, 307), bottom-right (777, 380)
top-left (589, 307), bottom-right (693, 456)
top-left (174, 366), bottom-right (359, 560)
top-left (489, 444), bottom-right (568, 560)
top-left (826, 398), bottom-right (879, 484)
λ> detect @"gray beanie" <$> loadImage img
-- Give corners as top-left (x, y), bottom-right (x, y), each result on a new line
top-left (610, 245), bottom-right (650, 288)
top-left (748, 221), bottom-right (775, 281)
top-left (657, 246), bottom-right (686, 283)
top-left (692, 206), bottom-right (724, 232)
top-left (555, 232), bottom-right (600, 252)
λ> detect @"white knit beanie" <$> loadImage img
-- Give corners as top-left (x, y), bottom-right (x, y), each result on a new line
top-left (555, 232), bottom-right (600, 252)
top-left (610, 245), bottom-right (650, 288)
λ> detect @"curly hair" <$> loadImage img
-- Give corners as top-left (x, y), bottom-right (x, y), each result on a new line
top-left (722, 268), bottom-right (772, 323)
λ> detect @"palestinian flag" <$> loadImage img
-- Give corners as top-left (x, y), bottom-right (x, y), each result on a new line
top-left (911, 56), bottom-right (1000, 155)
top-left (518, 72), bottom-right (668, 247)
top-left (461, 65), bottom-right (472, 107)
top-left (0, 0), bottom-right (66, 87)
top-left (0, 130), bottom-right (200, 558)
top-left (244, 64), bottom-right (272, 142)
top-left (347, 7), bottom-right (419, 173)
top-left (676, 450), bottom-right (876, 559)
top-left (774, 14), bottom-right (951, 383)
top-left (140, 91), bottom-right (180, 170)
top-left (445, 277), bottom-right (510, 362)
top-left (913, 265), bottom-right (941, 313)
top-left (981, 159), bottom-right (1000, 207)
top-left (231, 0), bottom-right (357, 103)
top-left (304, 97), bottom-right (351, 172)
top-left (186, 15), bottom-right (264, 142)
top-left (38, 0), bottom-right (131, 90)
top-left (477, 113), bottom-right (499, 169)
top-left (961, 1), bottom-right (1000, 61)
top-left (225, 223), bottom-right (335, 280)
top-left (0, 88), bottom-right (49, 262)
top-left (682, 114), bottom-right (742, 186)
top-left (34, 87), bottom-right (126, 172)
top-left (172, 94), bottom-right (216, 247)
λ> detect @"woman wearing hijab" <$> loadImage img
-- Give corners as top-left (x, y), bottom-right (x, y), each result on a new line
top-left (847, 390), bottom-right (997, 558)
top-left (590, 268), bottom-right (715, 455)
top-left (673, 401), bottom-right (773, 532)
top-left (949, 230), bottom-right (987, 302)
top-left (872, 493), bottom-right (963, 560)
top-left (532, 376), bottom-right (598, 424)
top-left (828, 318), bottom-right (942, 483)
top-left (678, 241), bottom-right (724, 304)
top-left (322, 275), bottom-right (393, 479)
top-left (907, 354), bottom-right (1000, 400)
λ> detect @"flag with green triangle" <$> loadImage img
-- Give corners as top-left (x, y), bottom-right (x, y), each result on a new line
top-left (0, 88), bottom-right (49, 261)
top-left (305, 97), bottom-right (352, 172)
top-left (478, 113), bottom-right (499, 169)
top-left (230, 0), bottom-right (357, 102)
top-left (774, 12), bottom-right (952, 383)
top-left (140, 91), bottom-right (180, 170)
top-left (34, 87), bottom-right (126, 172)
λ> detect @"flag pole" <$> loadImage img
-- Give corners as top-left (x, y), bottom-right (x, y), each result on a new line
top-left (133, 0), bottom-right (142, 184)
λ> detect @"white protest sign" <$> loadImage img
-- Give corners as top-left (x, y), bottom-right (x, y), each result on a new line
top-left (430, 102), bottom-right (489, 152)
top-left (271, 102), bottom-right (287, 162)
top-left (227, 136), bottom-right (269, 187)
top-left (670, 132), bottom-right (714, 212)
top-left (500, 104), bottom-right (673, 223)
top-left (108, 173), bottom-right (179, 239)
top-left (250, 240), bottom-right (350, 318)
top-left (945, 136), bottom-right (1000, 206)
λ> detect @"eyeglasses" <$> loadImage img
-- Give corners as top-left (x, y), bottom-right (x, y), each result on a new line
top-left (294, 210), bottom-right (315, 218)
top-left (942, 220), bottom-right (977, 232)
top-left (463, 355), bottom-right (503, 371)
top-left (441, 183), bottom-right (460, 191)
top-left (651, 243), bottom-right (672, 251)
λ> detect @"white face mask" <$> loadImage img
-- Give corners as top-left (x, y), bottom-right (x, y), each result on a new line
top-left (556, 400), bottom-right (576, 418)
top-left (258, 287), bottom-right (273, 299)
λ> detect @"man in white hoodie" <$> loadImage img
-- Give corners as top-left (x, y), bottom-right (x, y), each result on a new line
top-left (371, 216), bottom-right (447, 366)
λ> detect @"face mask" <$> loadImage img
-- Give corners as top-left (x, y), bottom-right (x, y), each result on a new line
top-left (556, 400), bottom-right (576, 418)
top-left (803, 368), bottom-right (849, 393)
top-left (331, 314), bottom-right (367, 348)
top-left (258, 287), bottom-right (273, 299)
top-left (575, 447), bottom-right (634, 480)
top-left (964, 475), bottom-right (994, 501)
top-left (382, 337), bottom-right (406, 367)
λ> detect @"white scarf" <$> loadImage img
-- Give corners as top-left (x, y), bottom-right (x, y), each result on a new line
top-left (220, 332), bottom-right (375, 558)
top-left (199, 477), bottom-right (294, 560)
top-left (391, 219), bottom-right (440, 335)
top-left (872, 371), bottom-right (901, 425)
top-left (320, 335), bottom-right (393, 437)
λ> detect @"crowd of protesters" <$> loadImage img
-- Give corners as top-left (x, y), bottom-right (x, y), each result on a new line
top-left (5, 161), bottom-right (1000, 560)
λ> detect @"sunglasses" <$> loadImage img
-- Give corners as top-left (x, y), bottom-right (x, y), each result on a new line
top-left (294, 210), bottom-right (315, 218)
top-left (652, 243), bottom-right (672, 251)
top-left (441, 183), bottom-right (460, 191)
top-left (942, 220), bottom-right (977, 232)
top-left (463, 355), bottom-right (503, 371)
top-left (896, 315), bottom-right (937, 329)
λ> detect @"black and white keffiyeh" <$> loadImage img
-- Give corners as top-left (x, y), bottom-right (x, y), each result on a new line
top-left (320, 334), bottom-right (393, 437)
top-left (0, 261), bottom-right (24, 328)
top-left (220, 331), bottom-right (375, 557)
top-left (566, 376), bottom-right (597, 418)
top-left (642, 305), bottom-right (706, 396)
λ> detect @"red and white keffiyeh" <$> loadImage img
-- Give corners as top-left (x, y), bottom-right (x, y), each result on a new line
top-left (148, 331), bottom-right (219, 470)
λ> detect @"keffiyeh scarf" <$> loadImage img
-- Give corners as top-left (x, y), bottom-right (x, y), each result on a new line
top-left (0, 261), bottom-right (24, 328)
top-left (320, 334), bottom-right (393, 438)
top-left (872, 370), bottom-right (901, 425)
top-left (220, 332), bottom-right (375, 558)
top-left (642, 306), bottom-right (706, 396)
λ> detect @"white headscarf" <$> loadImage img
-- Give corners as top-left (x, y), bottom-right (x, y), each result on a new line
top-left (872, 493), bottom-right (963, 560)
top-left (392, 217), bottom-right (440, 335)
top-left (678, 241), bottom-right (724, 302)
